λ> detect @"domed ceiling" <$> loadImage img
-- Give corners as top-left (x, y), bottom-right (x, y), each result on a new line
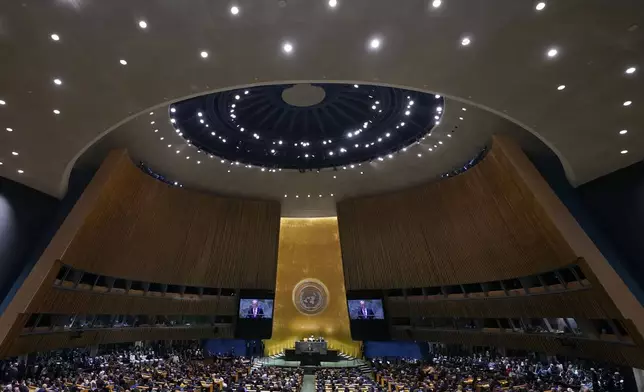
top-left (0, 0), bottom-right (642, 217)
top-left (171, 84), bottom-right (443, 169)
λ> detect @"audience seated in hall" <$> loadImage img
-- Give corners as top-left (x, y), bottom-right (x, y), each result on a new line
top-left (1, 345), bottom-right (302, 392)
top-left (372, 354), bottom-right (625, 392)
top-left (315, 369), bottom-right (380, 392)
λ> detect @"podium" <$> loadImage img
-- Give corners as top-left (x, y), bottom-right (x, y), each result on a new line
top-left (295, 340), bottom-right (327, 355)
top-left (284, 339), bottom-right (339, 366)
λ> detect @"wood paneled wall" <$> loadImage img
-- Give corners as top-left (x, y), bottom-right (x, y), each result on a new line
top-left (31, 288), bottom-right (238, 316)
top-left (391, 327), bottom-right (644, 369)
top-left (337, 138), bottom-right (576, 290)
top-left (2, 325), bottom-right (234, 357)
top-left (386, 289), bottom-right (621, 320)
top-left (61, 150), bottom-right (280, 289)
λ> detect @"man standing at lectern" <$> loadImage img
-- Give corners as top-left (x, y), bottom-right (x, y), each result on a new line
top-left (247, 299), bottom-right (264, 318)
top-left (356, 300), bottom-right (375, 319)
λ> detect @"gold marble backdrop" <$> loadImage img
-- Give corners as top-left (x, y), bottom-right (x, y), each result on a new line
top-left (265, 217), bottom-right (360, 357)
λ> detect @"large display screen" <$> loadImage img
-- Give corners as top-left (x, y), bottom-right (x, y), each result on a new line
top-left (239, 299), bottom-right (274, 319)
top-left (347, 299), bottom-right (385, 320)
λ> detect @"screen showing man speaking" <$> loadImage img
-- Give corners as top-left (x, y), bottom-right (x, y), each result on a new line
top-left (347, 299), bottom-right (385, 320)
top-left (239, 299), bottom-right (274, 319)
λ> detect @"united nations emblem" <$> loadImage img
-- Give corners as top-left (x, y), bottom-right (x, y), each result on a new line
top-left (292, 279), bottom-right (329, 315)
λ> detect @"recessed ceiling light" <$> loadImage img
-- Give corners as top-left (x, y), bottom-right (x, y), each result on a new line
top-left (6, 127), bottom-right (13, 132)
top-left (149, 112), bottom-right (154, 115)
top-left (623, 100), bottom-right (632, 106)
top-left (535, 2), bottom-right (546, 11)
top-left (328, 0), bottom-right (338, 8)
top-left (170, 107), bottom-right (176, 113)
top-left (459, 117), bottom-right (464, 120)
top-left (547, 47), bottom-right (558, 58)
top-left (53, 109), bottom-right (60, 115)
top-left (621, 150), bottom-right (628, 154)
top-left (625, 66), bottom-right (637, 74)
top-left (150, 121), bottom-right (155, 124)
top-left (435, 94), bottom-right (440, 98)
top-left (17, 169), bottom-right (24, 174)
top-left (619, 129), bottom-right (628, 135)
top-left (154, 129), bottom-right (159, 132)
top-left (354, 84), bottom-right (359, 88)
top-left (462, 108), bottom-right (466, 111)
top-left (138, 20), bottom-right (148, 29)
top-left (432, 0), bottom-right (442, 8)
top-left (200, 51), bottom-right (209, 58)
top-left (168, 144), bottom-right (171, 147)
top-left (368, 37), bottom-right (381, 50)
top-left (557, 84), bottom-right (566, 90)
top-left (53, 78), bottom-right (62, 85)
top-left (405, 110), bottom-right (411, 115)
top-left (230, 5), bottom-right (240, 15)
top-left (417, 153), bottom-right (422, 158)
top-left (11, 151), bottom-right (18, 156)
top-left (119, 59), bottom-right (127, 65)
top-left (0, 100), bottom-right (5, 105)
top-left (461, 37), bottom-right (471, 46)
top-left (160, 137), bottom-right (164, 140)
top-left (50, 33), bottom-right (60, 41)
top-left (282, 42), bottom-right (294, 54)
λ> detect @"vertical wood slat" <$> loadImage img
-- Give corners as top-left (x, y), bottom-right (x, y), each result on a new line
top-left (337, 138), bottom-right (577, 290)
top-left (60, 150), bottom-right (281, 289)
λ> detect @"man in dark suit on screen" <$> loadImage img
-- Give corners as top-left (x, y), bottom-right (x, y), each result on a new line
top-left (355, 300), bottom-right (375, 319)
top-left (246, 299), bottom-right (265, 319)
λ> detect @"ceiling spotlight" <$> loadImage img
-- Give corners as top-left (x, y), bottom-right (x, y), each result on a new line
top-left (154, 129), bottom-right (159, 133)
top-left (621, 150), bottom-right (628, 154)
top-left (369, 37), bottom-right (382, 50)
top-left (282, 42), bottom-right (294, 54)
top-left (405, 110), bottom-right (411, 115)
top-left (436, 107), bottom-right (442, 112)
top-left (150, 121), bottom-right (155, 124)
top-left (138, 20), bottom-right (148, 29)
top-left (625, 66), bottom-right (637, 74)
top-left (328, 0), bottom-right (338, 7)
top-left (462, 108), bottom-right (467, 111)
top-left (12, 151), bottom-right (18, 156)
top-left (0, 100), bottom-right (5, 105)
top-left (170, 118), bottom-right (176, 123)
top-left (6, 127), bottom-right (13, 132)
top-left (235, 95), bottom-right (240, 100)
top-left (53, 78), bottom-right (62, 85)
top-left (623, 100), bottom-right (632, 106)
top-left (535, 2), bottom-right (546, 11)
top-left (244, 90), bottom-right (249, 95)
top-left (53, 109), bottom-right (60, 115)
top-left (197, 112), bottom-right (203, 117)
top-left (547, 47), bottom-right (558, 58)
top-left (230, 5), bottom-right (240, 15)
top-left (459, 117), bottom-right (464, 120)
top-left (119, 59), bottom-right (127, 65)
top-left (200, 51), bottom-right (209, 58)
top-left (372, 105), bottom-right (376, 110)
top-left (170, 107), bottom-right (176, 113)
top-left (461, 37), bottom-right (471, 46)
top-left (557, 84), bottom-right (566, 90)
top-left (435, 94), bottom-right (441, 98)
top-left (434, 115), bottom-right (439, 120)
top-left (432, 0), bottom-right (442, 8)
top-left (354, 84), bottom-right (359, 88)
top-left (160, 137), bottom-right (164, 140)
top-left (417, 153), bottom-right (422, 158)
top-left (17, 169), bottom-right (24, 174)
top-left (50, 33), bottom-right (61, 41)
top-left (386, 133), bottom-right (390, 137)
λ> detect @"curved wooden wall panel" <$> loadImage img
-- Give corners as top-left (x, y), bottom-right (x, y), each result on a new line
top-left (31, 288), bottom-right (237, 316)
top-left (337, 137), bottom-right (576, 290)
top-left (60, 150), bottom-right (280, 289)
top-left (386, 290), bottom-right (621, 320)
top-left (3, 326), bottom-right (234, 357)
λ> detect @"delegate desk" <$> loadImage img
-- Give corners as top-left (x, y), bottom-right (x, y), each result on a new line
top-left (295, 340), bottom-right (328, 355)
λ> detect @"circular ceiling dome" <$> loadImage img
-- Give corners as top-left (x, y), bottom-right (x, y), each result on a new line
top-left (170, 83), bottom-right (444, 170)
top-left (282, 84), bottom-right (326, 107)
